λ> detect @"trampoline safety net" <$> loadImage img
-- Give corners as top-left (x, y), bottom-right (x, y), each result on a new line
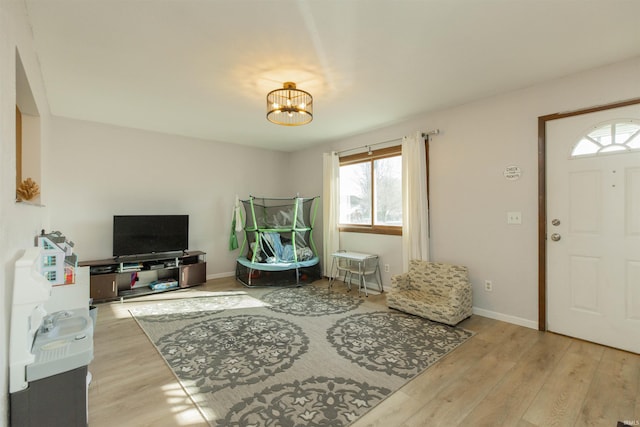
top-left (236, 196), bottom-right (321, 287)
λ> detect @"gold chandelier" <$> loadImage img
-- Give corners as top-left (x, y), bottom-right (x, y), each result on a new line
top-left (266, 82), bottom-right (313, 126)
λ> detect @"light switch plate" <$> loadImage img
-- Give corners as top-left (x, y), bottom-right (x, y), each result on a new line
top-left (507, 211), bottom-right (522, 224)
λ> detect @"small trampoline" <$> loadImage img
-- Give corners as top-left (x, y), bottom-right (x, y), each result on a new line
top-left (235, 196), bottom-right (321, 287)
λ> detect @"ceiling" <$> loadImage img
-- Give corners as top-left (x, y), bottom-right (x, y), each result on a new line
top-left (23, 0), bottom-right (640, 152)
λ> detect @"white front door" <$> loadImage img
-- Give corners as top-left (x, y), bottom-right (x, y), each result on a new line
top-left (547, 104), bottom-right (640, 354)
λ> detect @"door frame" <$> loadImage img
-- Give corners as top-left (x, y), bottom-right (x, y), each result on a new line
top-left (537, 97), bottom-right (640, 331)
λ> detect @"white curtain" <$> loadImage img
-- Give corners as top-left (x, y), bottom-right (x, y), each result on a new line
top-left (401, 131), bottom-right (430, 271)
top-left (322, 152), bottom-right (340, 277)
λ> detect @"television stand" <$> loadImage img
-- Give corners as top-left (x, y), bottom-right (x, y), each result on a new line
top-left (79, 251), bottom-right (206, 302)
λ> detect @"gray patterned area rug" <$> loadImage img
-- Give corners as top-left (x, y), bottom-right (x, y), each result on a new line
top-left (129, 286), bottom-right (474, 426)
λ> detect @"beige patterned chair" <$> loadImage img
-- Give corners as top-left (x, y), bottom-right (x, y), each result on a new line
top-left (387, 260), bottom-right (473, 326)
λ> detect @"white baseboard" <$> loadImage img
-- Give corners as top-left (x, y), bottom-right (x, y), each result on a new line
top-left (207, 271), bottom-right (235, 280)
top-left (472, 307), bottom-right (538, 330)
top-left (199, 276), bottom-right (538, 330)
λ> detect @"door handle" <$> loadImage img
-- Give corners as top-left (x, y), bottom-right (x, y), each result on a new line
top-left (550, 233), bottom-right (561, 242)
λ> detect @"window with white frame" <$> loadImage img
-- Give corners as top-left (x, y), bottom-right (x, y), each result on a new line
top-left (338, 146), bottom-right (402, 235)
top-left (571, 120), bottom-right (640, 157)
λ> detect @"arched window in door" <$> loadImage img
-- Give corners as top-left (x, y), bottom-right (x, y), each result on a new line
top-left (571, 120), bottom-right (640, 157)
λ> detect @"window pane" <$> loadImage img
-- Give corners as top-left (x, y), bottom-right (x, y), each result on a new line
top-left (588, 125), bottom-right (612, 146)
top-left (614, 123), bottom-right (640, 144)
top-left (339, 162), bottom-right (371, 224)
top-left (572, 138), bottom-right (599, 156)
top-left (374, 156), bottom-right (402, 225)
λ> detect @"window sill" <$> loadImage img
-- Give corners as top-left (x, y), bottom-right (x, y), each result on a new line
top-left (339, 225), bottom-right (402, 236)
top-left (16, 199), bottom-right (45, 207)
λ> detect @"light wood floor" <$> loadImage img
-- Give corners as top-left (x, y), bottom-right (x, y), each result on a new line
top-left (88, 277), bottom-right (640, 427)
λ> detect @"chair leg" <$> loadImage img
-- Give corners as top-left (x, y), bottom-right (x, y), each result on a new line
top-left (343, 271), bottom-right (352, 291)
top-left (359, 272), bottom-right (368, 297)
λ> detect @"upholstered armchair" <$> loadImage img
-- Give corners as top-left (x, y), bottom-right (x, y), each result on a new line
top-left (387, 260), bottom-right (473, 326)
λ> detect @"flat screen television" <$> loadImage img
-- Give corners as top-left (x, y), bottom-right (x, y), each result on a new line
top-left (113, 215), bottom-right (189, 257)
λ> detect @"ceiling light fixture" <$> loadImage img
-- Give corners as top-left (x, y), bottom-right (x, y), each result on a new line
top-left (266, 82), bottom-right (313, 126)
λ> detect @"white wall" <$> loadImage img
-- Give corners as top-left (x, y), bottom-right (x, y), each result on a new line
top-left (293, 56), bottom-right (640, 328)
top-left (0, 1), bottom-right (52, 425)
top-left (21, 114), bottom-right (41, 187)
top-left (46, 117), bottom-right (293, 276)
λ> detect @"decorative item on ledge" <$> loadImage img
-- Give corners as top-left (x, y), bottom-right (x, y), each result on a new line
top-left (266, 82), bottom-right (313, 126)
top-left (16, 178), bottom-right (40, 202)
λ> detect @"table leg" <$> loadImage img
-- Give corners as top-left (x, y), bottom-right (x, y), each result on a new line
top-left (328, 257), bottom-right (337, 290)
top-left (360, 261), bottom-right (368, 297)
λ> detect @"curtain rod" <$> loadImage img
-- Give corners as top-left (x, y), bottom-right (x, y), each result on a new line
top-left (335, 129), bottom-right (440, 156)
